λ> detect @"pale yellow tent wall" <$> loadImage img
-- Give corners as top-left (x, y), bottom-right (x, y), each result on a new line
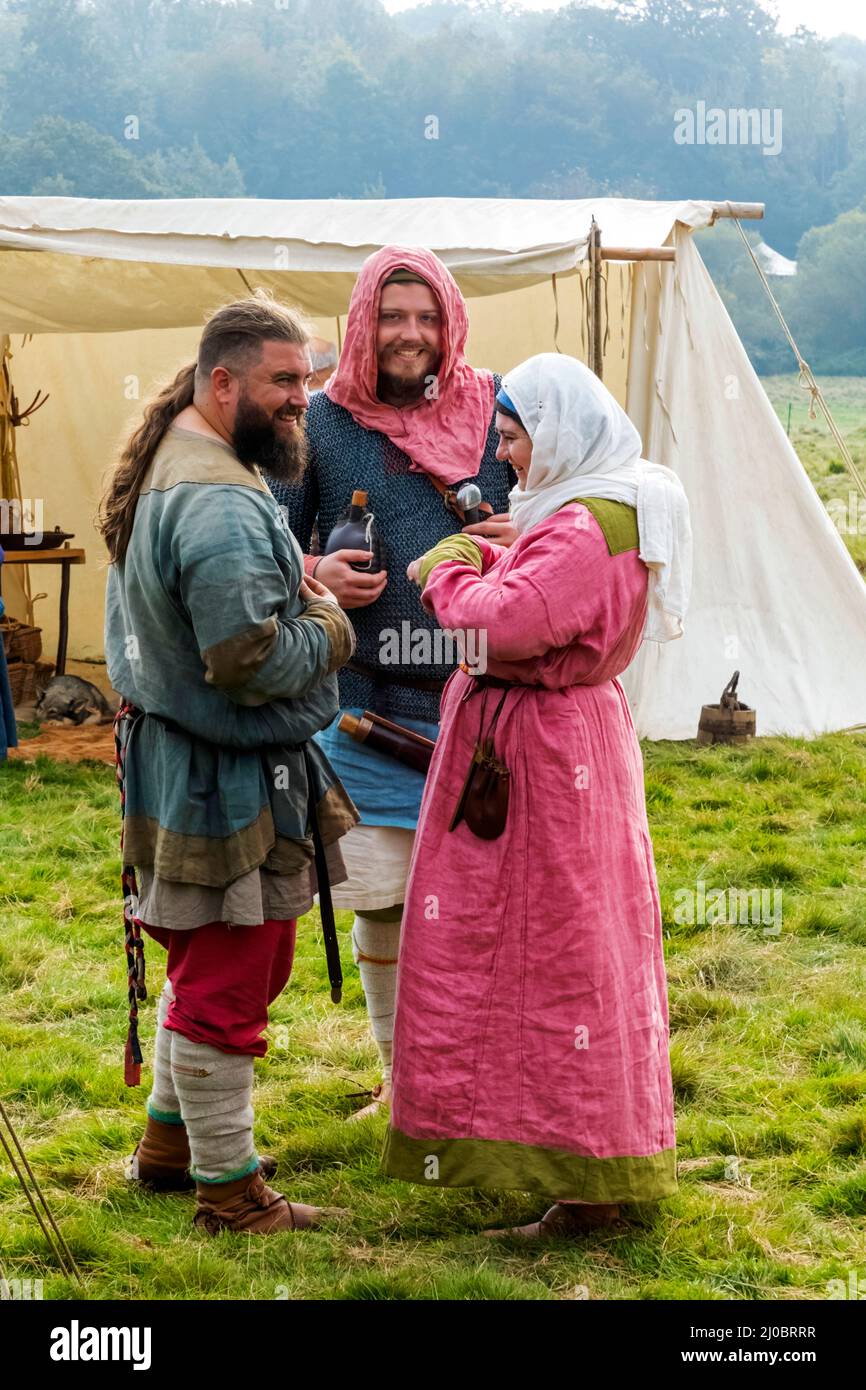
top-left (5, 271), bottom-right (629, 663)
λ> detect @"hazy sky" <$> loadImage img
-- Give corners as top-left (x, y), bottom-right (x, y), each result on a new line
top-left (381, 0), bottom-right (866, 42)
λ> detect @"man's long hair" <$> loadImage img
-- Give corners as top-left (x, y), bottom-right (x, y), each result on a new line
top-left (99, 292), bottom-right (310, 563)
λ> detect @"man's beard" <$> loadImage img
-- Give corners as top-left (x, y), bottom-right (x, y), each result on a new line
top-left (376, 369), bottom-right (430, 405)
top-left (376, 350), bottom-right (441, 406)
top-left (232, 391), bottom-right (309, 485)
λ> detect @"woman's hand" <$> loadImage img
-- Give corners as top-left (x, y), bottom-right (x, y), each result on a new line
top-left (299, 573), bottom-right (340, 606)
top-left (461, 512), bottom-right (519, 547)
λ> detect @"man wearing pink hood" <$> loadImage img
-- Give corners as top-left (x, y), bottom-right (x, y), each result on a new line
top-left (268, 246), bottom-right (515, 1117)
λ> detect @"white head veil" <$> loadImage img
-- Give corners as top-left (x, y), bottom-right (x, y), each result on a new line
top-left (500, 353), bottom-right (692, 643)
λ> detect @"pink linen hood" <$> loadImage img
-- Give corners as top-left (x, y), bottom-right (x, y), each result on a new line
top-left (324, 244), bottom-right (494, 484)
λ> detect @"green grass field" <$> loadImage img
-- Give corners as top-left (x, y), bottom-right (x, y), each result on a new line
top-left (2, 374), bottom-right (865, 1301)
top-left (2, 732), bottom-right (866, 1302)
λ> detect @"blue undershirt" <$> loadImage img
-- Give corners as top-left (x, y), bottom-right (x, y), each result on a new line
top-left (315, 707), bottom-right (439, 829)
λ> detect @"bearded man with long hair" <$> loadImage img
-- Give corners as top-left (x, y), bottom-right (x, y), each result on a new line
top-left (101, 293), bottom-right (358, 1235)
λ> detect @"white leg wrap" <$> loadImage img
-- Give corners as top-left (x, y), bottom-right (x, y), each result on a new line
top-left (146, 979), bottom-right (181, 1121)
top-left (169, 1034), bottom-right (257, 1184)
top-left (352, 914), bottom-right (402, 1083)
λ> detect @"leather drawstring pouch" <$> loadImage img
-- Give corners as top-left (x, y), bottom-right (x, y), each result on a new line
top-left (448, 684), bottom-right (514, 840)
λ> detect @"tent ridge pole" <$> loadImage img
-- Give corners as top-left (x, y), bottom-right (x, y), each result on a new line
top-left (602, 246), bottom-right (675, 263)
top-left (710, 201), bottom-right (764, 221)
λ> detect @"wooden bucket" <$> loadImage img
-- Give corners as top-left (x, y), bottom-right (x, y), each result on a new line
top-left (697, 702), bottom-right (756, 745)
top-left (697, 670), bottom-right (756, 745)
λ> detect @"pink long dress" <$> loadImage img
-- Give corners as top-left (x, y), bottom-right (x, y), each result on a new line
top-left (382, 500), bottom-right (677, 1203)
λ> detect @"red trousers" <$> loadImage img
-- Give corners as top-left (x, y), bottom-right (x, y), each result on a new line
top-left (139, 918), bottom-right (297, 1056)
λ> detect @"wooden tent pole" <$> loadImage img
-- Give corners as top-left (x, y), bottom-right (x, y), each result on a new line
top-left (710, 202), bottom-right (764, 221)
top-left (0, 336), bottom-right (16, 500)
top-left (588, 218), bottom-right (603, 381)
top-left (0, 335), bottom-right (35, 625)
top-left (601, 246), bottom-right (675, 262)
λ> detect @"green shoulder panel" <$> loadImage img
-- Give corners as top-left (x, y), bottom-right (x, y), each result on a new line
top-left (570, 496), bottom-right (639, 555)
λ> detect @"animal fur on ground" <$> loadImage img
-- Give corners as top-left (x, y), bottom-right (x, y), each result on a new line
top-left (35, 675), bottom-right (114, 726)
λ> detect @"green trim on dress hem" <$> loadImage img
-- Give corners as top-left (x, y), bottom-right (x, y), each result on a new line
top-left (382, 1126), bottom-right (677, 1203)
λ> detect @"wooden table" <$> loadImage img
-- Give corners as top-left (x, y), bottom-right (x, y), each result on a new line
top-left (0, 547), bottom-right (86, 676)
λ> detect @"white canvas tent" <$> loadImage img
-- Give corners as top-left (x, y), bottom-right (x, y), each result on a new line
top-left (1, 194), bottom-right (864, 739)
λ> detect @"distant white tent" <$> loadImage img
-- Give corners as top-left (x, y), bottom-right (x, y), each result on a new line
top-left (755, 239), bottom-right (797, 276)
top-left (0, 194), bottom-right (863, 738)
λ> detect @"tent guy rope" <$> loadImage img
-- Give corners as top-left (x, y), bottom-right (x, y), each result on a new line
top-left (730, 212), bottom-right (866, 502)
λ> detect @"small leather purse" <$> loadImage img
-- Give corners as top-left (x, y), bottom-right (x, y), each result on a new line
top-left (448, 685), bottom-right (512, 840)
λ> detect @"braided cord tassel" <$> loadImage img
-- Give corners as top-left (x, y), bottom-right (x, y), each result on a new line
top-left (113, 704), bottom-right (146, 1086)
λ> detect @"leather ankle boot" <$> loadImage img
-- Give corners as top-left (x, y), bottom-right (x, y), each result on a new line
top-left (126, 1116), bottom-right (278, 1192)
top-left (193, 1170), bottom-right (325, 1236)
top-left (483, 1201), bottom-right (625, 1239)
top-left (126, 1114), bottom-right (193, 1190)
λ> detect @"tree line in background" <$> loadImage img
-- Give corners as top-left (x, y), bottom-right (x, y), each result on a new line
top-left (0, 0), bottom-right (864, 372)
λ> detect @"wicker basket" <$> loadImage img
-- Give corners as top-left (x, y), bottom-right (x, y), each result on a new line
top-left (7, 661), bottom-right (38, 705)
top-left (11, 624), bottom-right (42, 664)
top-left (1, 618), bottom-right (42, 664)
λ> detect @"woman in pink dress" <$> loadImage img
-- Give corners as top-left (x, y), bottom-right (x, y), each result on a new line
top-left (382, 353), bottom-right (692, 1237)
